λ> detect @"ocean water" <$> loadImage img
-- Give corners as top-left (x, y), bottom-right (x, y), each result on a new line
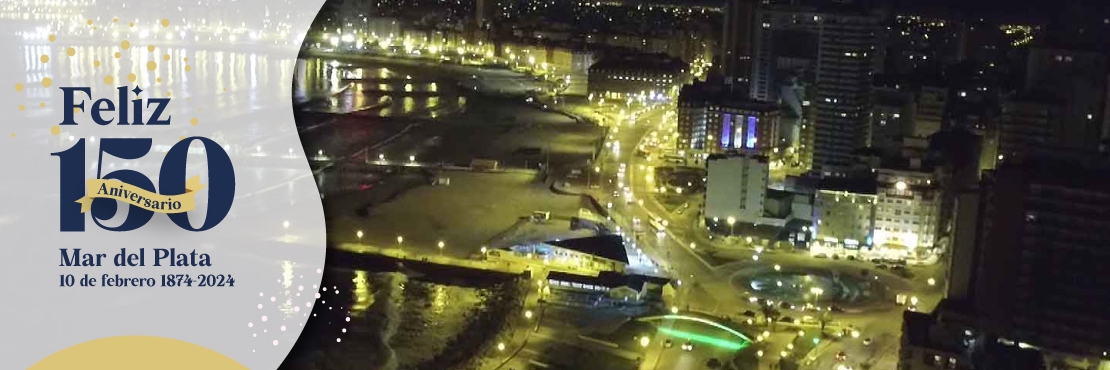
top-left (280, 268), bottom-right (511, 370)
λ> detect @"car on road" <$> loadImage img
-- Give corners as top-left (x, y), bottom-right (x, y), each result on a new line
top-left (681, 341), bottom-right (694, 351)
top-left (863, 338), bottom-right (873, 346)
top-left (836, 351), bottom-right (848, 362)
top-left (664, 339), bottom-right (673, 348)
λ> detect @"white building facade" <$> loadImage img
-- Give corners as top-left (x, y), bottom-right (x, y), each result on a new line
top-left (874, 168), bottom-right (939, 257)
top-left (704, 153), bottom-right (769, 226)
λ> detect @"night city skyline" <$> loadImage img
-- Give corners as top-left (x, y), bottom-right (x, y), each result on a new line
top-left (279, 0), bottom-right (1110, 368)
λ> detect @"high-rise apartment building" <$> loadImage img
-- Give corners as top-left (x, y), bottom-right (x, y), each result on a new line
top-left (899, 306), bottom-right (1047, 370)
top-left (813, 12), bottom-right (882, 175)
top-left (1024, 46), bottom-right (1109, 152)
top-left (720, 0), bottom-right (758, 86)
top-left (997, 92), bottom-right (1065, 162)
top-left (949, 153), bottom-right (1110, 357)
top-left (751, 4), bottom-right (881, 175)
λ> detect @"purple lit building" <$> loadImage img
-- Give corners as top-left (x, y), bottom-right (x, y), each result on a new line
top-left (677, 80), bottom-right (781, 157)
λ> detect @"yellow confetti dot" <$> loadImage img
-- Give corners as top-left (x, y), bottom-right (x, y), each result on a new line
top-left (48, 35), bottom-right (56, 42)
top-left (18, 104), bottom-right (25, 111)
top-left (86, 19), bottom-right (92, 25)
top-left (165, 91), bottom-right (172, 97)
top-left (178, 136), bottom-right (185, 141)
top-left (147, 61), bottom-right (157, 71)
top-left (50, 126), bottom-right (61, 135)
top-left (42, 77), bottom-right (52, 88)
top-left (103, 75), bottom-right (114, 85)
top-left (14, 83), bottom-right (23, 92)
top-left (113, 17), bottom-right (118, 23)
top-left (184, 65), bottom-right (192, 72)
top-left (129, 22), bottom-right (134, 27)
top-left (161, 19), bottom-right (170, 27)
top-left (156, 77), bottom-right (162, 83)
top-left (39, 55), bottom-right (49, 63)
top-left (222, 88), bottom-right (226, 92)
top-left (73, 107), bottom-right (80, 113)
top-left (147, 45), bottom-right (155, 52)
top-left (163, 54), bottom-right (170, 61)
top-left (93, 26), bottom-right (98, 30)
top-left (127, 73), bottom-right (137, 83)
top-left (183, 57), bottom-right (189, 62)
top-left (66, 47), bottom-right (75, 57)
top-left (190, 118), bottom-right (198, 126)
top-left (39, 102), bottom-right (45, 108)
top-left (94, 60), bottom-right (101, 67)
top-left (9, 133), bottom-right (14, 138)
top-left (120, 40), bottom-right (131, 50)
top-left (114, 52), bottom-right (121, 59)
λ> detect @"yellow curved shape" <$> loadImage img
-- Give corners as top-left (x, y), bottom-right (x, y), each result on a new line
top-left (30, 336), bottom-right (247, 370)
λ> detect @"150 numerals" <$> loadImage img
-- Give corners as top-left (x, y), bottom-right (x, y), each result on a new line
top-left (160, 274), bottom-right (235, 287)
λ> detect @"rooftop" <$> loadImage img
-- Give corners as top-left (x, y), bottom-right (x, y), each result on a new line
top-left (589, 52), bottom-right (687, 73)
top-left (679, 81), bottom-right (780, 112)
top-left (546, 270), bottom-right (672, 291)
top-left (707, 151), bottom-right (770, 163)
top-left (545, 234), bottom-right (630, 264)
top-left (817, 176), bottom-right (878, 195)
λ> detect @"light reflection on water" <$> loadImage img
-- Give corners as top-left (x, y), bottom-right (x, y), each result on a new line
top-left (280, 260), bottom-right (296, 319)
top-left (350, 270), bottom-right (372, 314)
top-left (294, 58), bottom-right (464, 116)
top-left (14, 44), bottom-right (294, 130)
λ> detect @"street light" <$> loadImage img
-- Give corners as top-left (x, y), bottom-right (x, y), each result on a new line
top-left (810, 287), bottom-right (824, 301)
top-left (640, 336), bottom-right (651, 348)
top-left (356, 230), bottom-right (363, 242)
top-left (927, 278), bottom-right (936, 286)
top-left (774, 264), bottom-right (781, 271)
top-left (378, 153), bottom-right (385, 161)
top-left (497, 342), bottom-right (506, 351)
top-left (727, 216), bottom-right (736, 236)
top-left (524, 310), bottom-right (533, 319)
top-left (396, 235), bottom-right (404, 244)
